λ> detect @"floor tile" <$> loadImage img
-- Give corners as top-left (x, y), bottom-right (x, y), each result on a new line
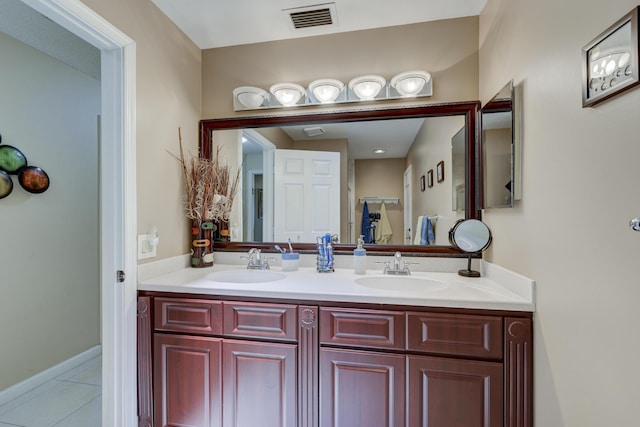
top-left (0, 380), bottom-right (100, 427)
top-left (52, 396), bottom-right (101, 427)
top-left (56, 356), bottom-right (101, 386)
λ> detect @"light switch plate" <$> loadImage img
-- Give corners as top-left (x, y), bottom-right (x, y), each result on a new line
top-left (138, 234), bottom-right (157, 260)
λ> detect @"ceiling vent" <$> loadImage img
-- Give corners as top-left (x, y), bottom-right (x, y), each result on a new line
top-left (283, 3), bottom-right (338, 31)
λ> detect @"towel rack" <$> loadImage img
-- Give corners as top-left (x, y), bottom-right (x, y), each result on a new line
top-left (359, 197), bottom-right (399, 205)
top-left (428, 215), bottom-right (441, 221)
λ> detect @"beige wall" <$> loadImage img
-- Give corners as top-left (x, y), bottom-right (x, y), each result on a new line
top-left (355, 159), bottom-right (405, 245)
top-left (202, 17), bottom-right (479, 118)
top-left (0, 32), bottom-right (100, 389)
top-left (480, 0), bottom-right (640, 425)
top-left (81, 0), bottom-right (202, 261)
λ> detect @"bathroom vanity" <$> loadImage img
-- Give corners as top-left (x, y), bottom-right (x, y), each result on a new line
top-left (137, 263), bottom-right (533, 427)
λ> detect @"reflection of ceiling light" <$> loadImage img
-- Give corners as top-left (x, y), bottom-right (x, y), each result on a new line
top-left (309, 78), bottom-right (344, 103)
top-left (303, 126), bottom-right (325, 137)
top-left (373, 148), bottom-right (386, 154)
top-left (270, 83), bottom-right (305, 106)
top-left (391, 70), bottom-right (432, 97)
top-left (590, 50), bottom-right (632, 77)
top-left (349, 75), bottom-right (386, 100)
top-left (233, 86), bottom-right (268, 109)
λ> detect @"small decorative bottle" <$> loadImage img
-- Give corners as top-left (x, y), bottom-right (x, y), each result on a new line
top-left (354, 235), bottom-right (367, 274)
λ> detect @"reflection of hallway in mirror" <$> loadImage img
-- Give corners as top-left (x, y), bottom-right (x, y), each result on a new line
top-left (0, 354), bottom-right (101, 426)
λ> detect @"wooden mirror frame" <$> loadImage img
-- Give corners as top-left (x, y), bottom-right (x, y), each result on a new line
top-left (200, 101), bottom-right (481, 256)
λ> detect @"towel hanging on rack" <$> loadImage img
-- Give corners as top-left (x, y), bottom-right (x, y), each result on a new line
top-left (361, 201), bottom-right (372, 243)
top-left (420, 216), bottom-right (435, 245)
top-left (376, 202), bottom-right (392, 244)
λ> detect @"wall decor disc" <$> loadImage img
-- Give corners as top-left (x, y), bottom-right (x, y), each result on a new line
top-left (0, 145), bottom-right (27, 174)
top-left (18, 166), bottom-right (49, 193)
top-left (0, 170), bottom-right (13, 199)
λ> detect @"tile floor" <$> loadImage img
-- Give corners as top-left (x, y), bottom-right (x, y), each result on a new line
top-left (0, 354), bottom-right (101, 426)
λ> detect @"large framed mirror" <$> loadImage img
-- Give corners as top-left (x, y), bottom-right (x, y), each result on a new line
top-left (200, 101), bottom-right (481, 255)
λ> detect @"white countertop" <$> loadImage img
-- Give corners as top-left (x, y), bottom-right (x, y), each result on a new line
top-left (138, 258), bottom-right (535, 312)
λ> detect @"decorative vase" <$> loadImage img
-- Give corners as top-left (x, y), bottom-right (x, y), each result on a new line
top-left (191, 219), bottom-right (214, 268)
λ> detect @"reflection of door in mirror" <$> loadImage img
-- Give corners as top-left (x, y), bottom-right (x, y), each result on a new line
top-left (452, 127), bottom-right (466, 212)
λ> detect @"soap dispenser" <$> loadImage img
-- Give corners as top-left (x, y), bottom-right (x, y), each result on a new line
top-left (354, 235), bottom-right (367, 274)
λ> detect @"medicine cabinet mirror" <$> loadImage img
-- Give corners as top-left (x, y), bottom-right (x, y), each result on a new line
top-left (481, 80), bottom-right (522, 208)
top-left (200, 101), bottom-right (481, 255)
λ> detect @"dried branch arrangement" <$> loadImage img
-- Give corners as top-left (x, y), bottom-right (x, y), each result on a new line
top-left (170, 128), bottom-right (240, 223)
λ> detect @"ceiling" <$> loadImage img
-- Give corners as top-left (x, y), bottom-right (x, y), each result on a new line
top-left (152, 0), bottom-right (487, 49)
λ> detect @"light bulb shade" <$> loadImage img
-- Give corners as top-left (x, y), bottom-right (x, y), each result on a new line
top-left (233, 86), bottom-right (269, 109)
top-left (309, 78), bottom-right (344, 103)
top-left (349, 75), bottom-right (386, 100)
top-left (390, 70), bottom-right (432, 97)
top-left (270, 83), bottom-right (306, 106)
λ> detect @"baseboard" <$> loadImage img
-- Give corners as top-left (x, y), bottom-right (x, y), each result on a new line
top-left (0, 345), bottom-right (102, 406)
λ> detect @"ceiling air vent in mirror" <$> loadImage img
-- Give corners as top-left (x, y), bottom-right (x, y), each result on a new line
top-left (283, 3), bottom-right (338, 30)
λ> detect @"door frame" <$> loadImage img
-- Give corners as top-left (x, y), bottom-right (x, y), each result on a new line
top-left (20, 0), bottom-right (137, 425)
top-left (403, 165), bottom-right (413, 244)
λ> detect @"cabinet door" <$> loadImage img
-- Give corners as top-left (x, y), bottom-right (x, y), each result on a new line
top-left (320, 348), bottom-right (405, 427)
top-left (223, 339), bottom-right (297, 427)
top-left (154, 333), bottom-right (222, 427)
top-left (408, 355), bottom-right (503, 427)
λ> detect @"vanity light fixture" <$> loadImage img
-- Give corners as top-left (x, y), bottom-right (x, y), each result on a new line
top-left (309, 78), bottom-right (344, 103)
top-left (232, 69), bottom-right (433, 111)
top-left (233, 86), bottom-right (269, 109)
top-left (391, 70), bottom-right (432, 97)
top-left (270, 83), bottom-right (306, 106)
top-left (349, 75), bottom-right (386, 100)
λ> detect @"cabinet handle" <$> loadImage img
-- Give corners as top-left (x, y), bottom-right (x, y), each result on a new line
top-left (630, 217), bottom-right (640, 231)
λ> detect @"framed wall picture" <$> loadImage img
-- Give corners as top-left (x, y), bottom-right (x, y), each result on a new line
top-left (420, 174), bottom-right (426, 191)
top-left (436, 161), bottom-right (445, 183)
top-left (582, 6), bottom-right (640, 107)
top-left (427, 169), bottom-right (434, 188)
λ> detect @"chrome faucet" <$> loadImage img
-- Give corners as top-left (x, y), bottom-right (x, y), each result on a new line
top-left (243, 248), bottom-right (272, 270)
top-left (380, 251), bottom-right (412, 275)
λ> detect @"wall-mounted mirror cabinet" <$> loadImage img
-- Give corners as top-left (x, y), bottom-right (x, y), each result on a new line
top-left (200, 102), bottom-right (481, 255)
top-left (481, 80), bottom-right (522, 208)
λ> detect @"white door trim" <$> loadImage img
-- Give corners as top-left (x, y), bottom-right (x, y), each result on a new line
top-left (20, 1), bottom-right (137, 426)
top-left (243, 129), bottom-right (275, 241)
top-left (403, 165), bottom-right (413, 244)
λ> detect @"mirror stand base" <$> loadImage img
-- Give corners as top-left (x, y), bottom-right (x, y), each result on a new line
top-left (458, 269), bottom-right (481, 278)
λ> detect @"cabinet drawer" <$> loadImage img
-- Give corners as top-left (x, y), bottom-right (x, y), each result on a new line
top-left (154, 298), bottom-right (222, 335)
top-left (407, 312), bottom-right (502, 359)
top-left (320, 307), bottom-right (405, 350)
top-left (223, 301), bottom-right (297, 341)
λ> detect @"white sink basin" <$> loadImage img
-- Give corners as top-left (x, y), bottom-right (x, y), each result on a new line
top-left (206, 269), bottom-right (286, 284)
top-left (355, 276), bottom-right (447, 292)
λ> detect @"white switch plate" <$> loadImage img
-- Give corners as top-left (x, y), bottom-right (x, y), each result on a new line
top-left (138, 234), bottom-right (157, 260)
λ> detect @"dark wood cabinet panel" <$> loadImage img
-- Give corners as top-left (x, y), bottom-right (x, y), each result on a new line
top-left (222, 339), bottom-right (297, 427)
top-left (154, 334), bottom-right (222, 427)
top-left (407, 355), bottom-right (503, 427)
top-left (320, 348), bottom-right (405, 427)
top-left (407, 312), bottom-right (503, 359)
top-left (154, 297), bottom-right (222, 335)
top-left (223, 301), bottom-right (297, 341)
top-left (319, 307), bottom-right (405, 350)
top-left (504, 317), bottom-right (533, 427)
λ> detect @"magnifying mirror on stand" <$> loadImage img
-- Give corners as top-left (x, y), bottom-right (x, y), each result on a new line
top-left (449, 219), bottom-right (492, 277)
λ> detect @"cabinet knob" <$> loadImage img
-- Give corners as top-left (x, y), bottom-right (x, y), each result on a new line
top-left (630, 217), bottom-right (640, 231)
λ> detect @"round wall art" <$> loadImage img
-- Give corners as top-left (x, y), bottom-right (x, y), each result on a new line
top-left (18, 166), bottom-right (50, 193)
top-left (0, 170), bottom-right (13, 199)
top-left (0, 145), bottom-right (28, 174)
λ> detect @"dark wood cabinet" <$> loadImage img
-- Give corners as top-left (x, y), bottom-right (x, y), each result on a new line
top-left (222, 339), bottom-right (297, 427)
top-left (320, 348), bottom-right (405, 427)
top-left (138, 293), bottom-right (532, 427)
top-left (153, 334), bottom-right (222, 427)
top-left (407, 355), bottom-right (503, 427)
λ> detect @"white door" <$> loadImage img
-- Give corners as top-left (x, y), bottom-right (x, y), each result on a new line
top-left (403, 165), bottom-right (413, 244)
top-left (274, 149), bottom-right (340, 242)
